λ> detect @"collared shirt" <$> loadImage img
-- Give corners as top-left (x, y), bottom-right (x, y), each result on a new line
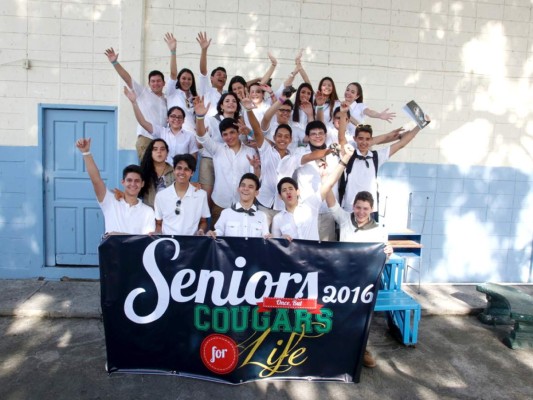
top-left (263, 120), bottom-right (306, 152)
top-left (214, 202), bottom-right (269, 237)
top-left (271, 193), bottom-right (321, 240)
top-left (295, 151), bottom-right (339, 214)
top-left (132, 80), bottom-right (167, 138)
top-left (151, 125), bottom-right (198, 164)
top-left (330, 202), bottom-right (387, 243)
top-left (196, 133), bottom-right (256, 209)
top-left (349, 102), bottom-right (368, 124)
top-left (197, 72), bottom-right (222, 117)
top-left (165, 79), bottom-right (196, 132)
top-left (99, 190), bottom-right (155, 234)
top-left (154, 184), bottom-right (210, 235)
top-left (341, 146), bottom-right (390, 212)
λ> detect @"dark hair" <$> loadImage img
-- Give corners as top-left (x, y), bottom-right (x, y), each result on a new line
top-left (292, 83), bottom-right (315, 123)
top-left (176, 68), bottom-right (197, 97)
top-left (228, 76), bottom-right (247, 93)
top-left (305, 120), bottom-right (327, 136)
top-left (274, 123), bottom-right (292, 137)
top-left (318, 77), bottom-right (339, 120)
top-left (216, 92), bottom-right (241, 119)
top-left (239, 172), bottom-right (260, 190)
top-left (277, 177), bottom-right (298, 195)
top-left (218, 118), bottom-right (239, 134)
top-left (173, 153), bottom-right (197, 172)
top-left (167, 106), bottom-right (185, 118)
top-left (333, 106), bottom-right (351, 119)
top-left (354, 191), bottom-right (374, 207)
top-left (139, 139), bottom-right (169, 197)
top-left (211, 66), bottom-right (227, 77)
top-left (122, 164), bottom-right (143, 180)
top-left (348, 82), bottom-right (364, 103)
top-left (355, 124), bottom-right (373, 137)
top-left (279, 99), bottom-right (294, 110)
top-left (148, 70), bottom-right (164, 81)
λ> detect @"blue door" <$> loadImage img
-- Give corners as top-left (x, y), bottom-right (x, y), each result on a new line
top-left (43, 107), bottom-right (116, 266)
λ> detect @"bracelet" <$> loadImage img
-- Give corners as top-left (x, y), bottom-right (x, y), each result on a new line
top-left (316, 105), bottom-right (325, 110)
top-left (195, 115), bottom-right (205, 120)
top-left (170, 50), bottom-right (176, 55)
top-left (338, 160), bottom-right (347, 167)
top-left (82, 151), bottom-right (91, 156)
top-left (111, 61), bottom-right (118, 66)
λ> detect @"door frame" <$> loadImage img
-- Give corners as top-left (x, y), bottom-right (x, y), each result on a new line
top-left (39, 104), bottom-right (117, 280)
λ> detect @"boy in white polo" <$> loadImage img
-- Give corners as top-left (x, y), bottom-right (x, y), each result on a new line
top-left (154, 154), bottom-right (210, 235)
top-left (207, 173), bottom-right (270, 239)
top-left (76, 137), bottom-right (155, 235)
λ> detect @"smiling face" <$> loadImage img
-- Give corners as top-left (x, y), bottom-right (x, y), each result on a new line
top-left (238, 178), bottom-right (259, 206)
top-left (167, 108), bottom-right (184, 130)
top-left (355, 130), bottom-right (372, 155)
top-left (148, 75), bottom-right (165, 95)
top-left (353, 199), bottom-right (372, 225)
top-left (230, 82), bottom-right (246, 100)
top-left (279, 182), bottom-right (299, 208)
top-left (308, 127), bottom-right (326, 147)
top-left (220, 94), bottom-right (238, 116)
top-left (151, 140), bottom-right (168, 163)
top-left (276, 106), bottom-right (292, 124)
top-left (344, 84), bottom-right (359, 103)
top-left (211, 69), bottom-right (227, 91)
top-left (178, 71), bottom-right (193, 92)
top-left (249, 84), bottom-right (263, 103)
top-left (320, 79), bottom-right (333, 96)
top-left (299, 86), bottom-right (312, 103)
top-left (173, 160), bottom-right (193, 185)
top-left (122, 172), bottom-right (144, 198)
top-left (274, 127), bottom-right (292, 151)
top-left (221, 126), bottom-right (240, 148)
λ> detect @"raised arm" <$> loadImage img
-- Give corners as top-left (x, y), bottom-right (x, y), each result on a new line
top-left (389, 116), bottom-right (430, 157)
top-left (123, 86), bottom-right (154, 134)
top-left (194, 96), bottom-right (210, 137)
top-left (337, 101), bottom-right (350, 147)
top-left (259, 51), bottom-right (278, 85)
top-left (363, 107), bottom-right (396, 123)
top-left (76, 138), bottom-right (106, 202)
top-left (371, 127), bottom-right (403, 146)
top-left (196, 32), bottom-right (211, 76)
top-left (260, 96), bottom-right (283, 132)
top-left (165, 32), bottom-right (178, 80)
top-left (104, 47), bottom-right (133, 88)
top-left (320, 144), bottom-right (354, 201)
top-left (295, 49), bottom-right (311, 85)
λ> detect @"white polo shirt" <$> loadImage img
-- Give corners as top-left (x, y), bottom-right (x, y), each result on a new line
top-left (99, 190), bottom-right (155, 234)
top-left (165, 79), bottom-right (196, 133)
top-left (349, 102), bottom-right (368, 124)
top-left (214, 203), bottom-right (269, 237)
top-left (196, 133), bottom-right (256, 209)
top-left (330, 202), bottom-right (387, 243)
top-left (132, 80), bottom-right (167, 139)
top-left (152, 125), bottom-right (198, 165)
top-left (154, 184), bottom-right (210, 235)
top-left (271, 193), bottom-right (321, 241)
top-left (341, 146), bottom-right (390, 212)
top-left (295, 152), bottom-right (339, 214)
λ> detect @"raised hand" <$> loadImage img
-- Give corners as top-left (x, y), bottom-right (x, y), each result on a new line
top-left (267, 51), bottom-right (278, 67)
top-left (247, 153), bottom-right (261, 169)
top-left (104, 48), bottom-right (118, 63)
top-left (340, 101), bottom-right (350, 114)
top-left (379, 108), bottom-right (396, 123)
top-left (315, 90), bottom-right (326, 106)
top-left (164, 32), bottom-right (177, 51)
top-left (193, 96), bottom-right (209, 116)
top-left (196, 32), bottom-right (211, 50)
top-left (235, 117), bottom-right (251, 136)
top-left (123, 86), bottom-right (137, 103)
top-left (76, 137), bottom-right (91, 153)
top-left (295, 49), bottom-right (303, 66)
top-left (300, 101), bottom-right (314, 117)
top-left (240, 96), bottom-right (256, 111)
top-left (342, 143), bottom-right (355, 158)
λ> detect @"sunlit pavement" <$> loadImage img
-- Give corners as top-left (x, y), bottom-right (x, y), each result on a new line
top-left (0, 280), bottom-right (532, 400)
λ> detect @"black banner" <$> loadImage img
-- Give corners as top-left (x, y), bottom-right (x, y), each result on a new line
top-left (99, 236), bottom-right (385, 384)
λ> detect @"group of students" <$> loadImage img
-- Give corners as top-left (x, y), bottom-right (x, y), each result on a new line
top-left (78, 31), bottom-right (429, 368)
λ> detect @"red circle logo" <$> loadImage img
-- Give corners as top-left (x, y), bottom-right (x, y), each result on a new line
top-left (200, 334), bottom-right (239, 375)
